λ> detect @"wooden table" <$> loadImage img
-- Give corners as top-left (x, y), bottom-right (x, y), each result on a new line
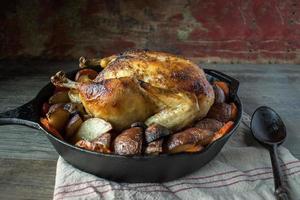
top-left (0, 61), bottom-right (299, 199)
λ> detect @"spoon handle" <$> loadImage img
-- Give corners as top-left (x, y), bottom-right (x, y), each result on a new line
top-left (270, 144), bottom-right (289, 200)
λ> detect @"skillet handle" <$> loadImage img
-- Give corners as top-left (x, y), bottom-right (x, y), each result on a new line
top-left (205, 69), bottom-right (239, 99)
top-left (0, 98), bottom-right (40, 129)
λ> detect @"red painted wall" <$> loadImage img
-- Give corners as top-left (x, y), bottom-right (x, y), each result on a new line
top-left (0, 0), bottom-right (299, 63)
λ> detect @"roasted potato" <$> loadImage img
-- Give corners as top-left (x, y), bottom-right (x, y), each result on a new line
top-left (64, 102), bottom-right (86, 116)
top-left (114, 127), bottom-right (143, 156)
top-left (65, 114), bottom-right (83, 138)
top-left (76, 140), bottom-right (111, 153)
top-left (195, 118), bottom-right (224, 132)
top-left (92, 132), bottom-right (112, 149)
top-left (145, 139), bottom-right (163, 155)
top-left (68, 89), bottom-right (81, 103)
top-left (145, 124), bottom-right (170, 143)
top-left (46, 104), bottom-right (70, 131)
top-left (75, 118), bottom-right (112, 142)
top-left (207, 103), bottom-right (232, 122)
top-left (167, 128), bottom-right (214, 153)
top-left (40, 118), bottom-right (64, 140)
top-left (213, 84), bottom-right (226, 103)
top-left (48, 91), bottom-right (70, 104)
top-left (75, 69), bottom-right (98, 83)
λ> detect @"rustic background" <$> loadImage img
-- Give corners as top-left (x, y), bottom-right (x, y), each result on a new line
top-left (0, 0), bottom-right (299, 63)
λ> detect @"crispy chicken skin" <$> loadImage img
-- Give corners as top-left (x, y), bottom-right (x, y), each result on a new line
top-left (52, 50), bottom-right (214, 131)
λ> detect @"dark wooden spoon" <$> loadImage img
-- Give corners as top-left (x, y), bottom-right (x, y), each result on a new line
top-left (251, 106), bottom-right (289, 200)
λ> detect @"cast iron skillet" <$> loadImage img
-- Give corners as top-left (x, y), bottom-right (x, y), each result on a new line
top-left (0, 68), bottom-right (242, 183)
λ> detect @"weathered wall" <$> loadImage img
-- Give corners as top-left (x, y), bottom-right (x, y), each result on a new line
top-left (0, 0), bottom-right (299, 63)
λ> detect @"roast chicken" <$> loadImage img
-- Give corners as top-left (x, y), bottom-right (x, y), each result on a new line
top-left (51, 50), bottom-right (215, 131)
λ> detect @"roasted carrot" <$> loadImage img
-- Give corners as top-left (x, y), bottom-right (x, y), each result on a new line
top-left (184, 144), bottom-right (204, 153)
top-left (40, 118), bottom-right (64, 140)
top-left (211, 121), bottom-right (234, 142)
top-left (214, 81), bottom-right (229, 98)
top-left (230, 102), bottom-right (238, 120)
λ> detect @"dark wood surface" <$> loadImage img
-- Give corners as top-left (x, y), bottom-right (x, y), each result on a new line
top-left (0, 61), bottom-right (299, 199)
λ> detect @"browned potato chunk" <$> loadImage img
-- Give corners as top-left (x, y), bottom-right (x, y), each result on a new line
top-left (207, 103), bottom-right (232, 122)
top-left (213, 84), bottom-right (226, 103)
top-left (64, 103), bottom-right (86, 116)
top-left (195, 118), bottom-right (224, 132)
top-left (114, 127), bottom-right (143, 156)
top-left (76, 140), bottom-right (111, 153)
top-left (49, 91), bottom-right (70, 104)
top-left (145, 139), bottom-right (163, 155)
top-left (65, 114), bottom-right (83, 138)
top-left (167, 128), bottom-right (214, 153)
top-left (46, 104), bottom-right (70, 131)
top-left (145, 124), bottom-right (170, 143)
top-left (92, 132), bottom-right (111, 149)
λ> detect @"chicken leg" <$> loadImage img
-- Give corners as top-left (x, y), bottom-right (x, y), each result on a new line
top-left (51, 71), bottom-right (157, 131)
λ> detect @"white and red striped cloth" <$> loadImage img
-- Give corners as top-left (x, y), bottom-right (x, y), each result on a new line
top-left (53, 113), bottom-right (300, 200)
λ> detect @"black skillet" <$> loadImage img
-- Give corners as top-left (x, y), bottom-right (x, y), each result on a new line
top-left (0, 68), bottom-right (242, 183)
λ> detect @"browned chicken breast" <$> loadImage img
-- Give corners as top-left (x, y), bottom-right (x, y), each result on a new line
top-left (52, 50), bottom-right (214, 131)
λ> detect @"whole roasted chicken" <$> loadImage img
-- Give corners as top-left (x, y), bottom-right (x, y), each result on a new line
top-left (51, 50), bottom-right (214, 131)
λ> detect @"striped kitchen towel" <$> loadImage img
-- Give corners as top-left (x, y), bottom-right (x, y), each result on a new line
top-left (53, 113), bottom-right (300, 200)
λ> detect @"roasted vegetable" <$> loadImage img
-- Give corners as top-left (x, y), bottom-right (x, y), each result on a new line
top-left (231, 102), bottom-right (238, 120)
top-left (145, 139), bottom-right (164, 155)
top-left (167, 128), bottom-right (214, 153)
top-left (92, 132), bottom-right (112, 149)
top-left (195, 118), bottom-right (224, 132)
top-left (207, 103), bottom-right (232, 122)
top-left (40, 118), bottom-right (64, 140)
top-left (48, 91), bottom-right (70, 104)
top-left (64, 102), bottom-right (86, 116)
top-left (76, 140), bottom-right (111, 153)
top-left (75, 118), bottom-right (112, 142)
top-left (114, 127), bottom-right (143, 156)
top-left (213, 84), bottom-right (226, 103)
top-left (46, 104), bottom-right (70, 131)
top-left (65, 114), bottom-right (83, 138)
top-left (184, 144), bottom-right (204, 153)
top-left (131, 121), bottom-right (147, 130)
top-left (213, 81), bottom-right (229, 98)
top-left (75, 69), bottom-right (98, 82)
top-left (68, 89), bottom-right (81, 103)
top-left (145, 124), bottom-right (171, 143)
top-left (211, 121), bottom-right (234, 142)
